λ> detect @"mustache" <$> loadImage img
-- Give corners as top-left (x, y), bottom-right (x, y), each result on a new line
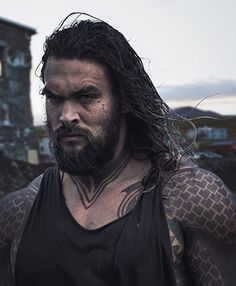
top-left (53, 125), bottom-right (92, 141)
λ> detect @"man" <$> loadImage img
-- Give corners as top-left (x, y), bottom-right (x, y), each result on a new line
top-left (0, 13), bottom-right (236, 286)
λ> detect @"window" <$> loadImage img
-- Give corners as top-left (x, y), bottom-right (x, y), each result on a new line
top-left (0, 47), bottom-right (4, 77)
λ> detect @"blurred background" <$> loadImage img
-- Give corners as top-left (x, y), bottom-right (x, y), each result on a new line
top-left (0, 0), bottom-right (235, 197)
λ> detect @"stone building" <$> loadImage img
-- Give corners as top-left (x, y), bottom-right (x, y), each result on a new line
top-left (0, 17), bottom-right (38, 163)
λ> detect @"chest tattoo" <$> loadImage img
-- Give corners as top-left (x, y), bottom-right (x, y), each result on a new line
top-left (70, 152), bottom-right (130, 209)
top-left (117, 182), bottom-right (143, 217)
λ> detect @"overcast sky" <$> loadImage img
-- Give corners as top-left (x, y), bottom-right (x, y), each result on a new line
top-left (1, 0), bottom-right (236, 125)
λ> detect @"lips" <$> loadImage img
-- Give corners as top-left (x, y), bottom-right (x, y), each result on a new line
top-left (57, 131), bottom-right (86, 141)
top-left (60, 134), bottom-right (85, 141)
top-left (62, 133), bottom-right (82, 138)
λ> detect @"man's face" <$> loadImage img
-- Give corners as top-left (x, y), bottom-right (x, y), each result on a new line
top-left (43, 58), bottom-right (125, 174)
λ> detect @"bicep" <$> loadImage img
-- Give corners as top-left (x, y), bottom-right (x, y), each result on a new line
top-left (183, 226), bottom-right (236, 286)
top-left (0, 195), bottom-right (20, 286)
top-left (0, 174), bottom-right (41, 248)
top-left (183, 171), bottom-right (236, 285)
top-left (164, 166), bottom-right (236, 285)
top-left (166, 219), bottom-right (194, 285)
top-left (0, 184), bottom-right (39, 285)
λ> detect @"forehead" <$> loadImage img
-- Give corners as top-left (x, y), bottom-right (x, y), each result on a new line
top-left (43, 58), bottom-right (112, 93)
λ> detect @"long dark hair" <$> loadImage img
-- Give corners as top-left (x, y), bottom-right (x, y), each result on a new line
top-left (40, 13), bottom-right (191, 190)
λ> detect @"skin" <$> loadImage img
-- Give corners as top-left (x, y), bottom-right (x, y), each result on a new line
top-left (43, 58), bottom-right (126, 155)
top-left (1, 167), bottom-right (236, 286)
top-left (42, 58), bottom-right (150, 228)
top-left (0, 59), bottom-right (236, 285)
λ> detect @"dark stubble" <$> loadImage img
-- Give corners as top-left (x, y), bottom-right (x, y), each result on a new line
top-left (46, 112), bottom-right (122, 176)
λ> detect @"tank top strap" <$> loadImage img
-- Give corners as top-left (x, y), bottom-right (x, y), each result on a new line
top-left (114, 187), bottom-right (176, 286)
top-left (19, 166), bottom-right (61, 237)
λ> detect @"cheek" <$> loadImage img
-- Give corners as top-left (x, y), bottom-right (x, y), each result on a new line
top-left (86, 101), bottom-right (110, 121)
top-left (85, 112), bottom-right (107, 128)
top-left (97, 104), bottom-right (114, 123)
top-left (99, 98), bottom-right (118, 116)
top-left (46, 104), bottom-right (61, 126)
top-left (84, 108), bottom-right (111, 135)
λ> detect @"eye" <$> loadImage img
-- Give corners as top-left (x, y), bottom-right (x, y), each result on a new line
top-left (77, 93), bottom-right (98, 104)
top-left (45, 93), bottom-right (63, 106)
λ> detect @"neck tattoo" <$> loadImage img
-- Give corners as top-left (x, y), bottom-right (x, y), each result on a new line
top-left (70, 150), bottom-right (131, 209)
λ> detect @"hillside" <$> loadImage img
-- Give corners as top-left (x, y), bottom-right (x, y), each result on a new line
top-left (173, 107), bottom-right (236, 141)
top-left (173, 106), bottom-right (222, 119)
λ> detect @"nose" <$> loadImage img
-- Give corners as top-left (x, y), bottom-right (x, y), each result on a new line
top-left (59, 101), bottom-right (80, 126)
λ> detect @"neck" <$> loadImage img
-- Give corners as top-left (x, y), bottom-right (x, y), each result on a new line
top-left (69, 147), bottom-right (131, 209)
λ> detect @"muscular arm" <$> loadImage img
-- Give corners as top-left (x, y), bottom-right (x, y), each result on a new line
top-left (0, 176), bottom-right (42, 286)
top-left (164, 166), bottom-right (236, 286)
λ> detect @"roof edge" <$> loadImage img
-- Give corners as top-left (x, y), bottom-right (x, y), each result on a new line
top-left (0, 16), bottom-right (36, 35)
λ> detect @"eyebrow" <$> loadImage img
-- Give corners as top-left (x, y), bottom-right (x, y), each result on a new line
top-left (41, 87), bottom-right (57, 97)
top-left (42, 85), bottom-right (101, 98)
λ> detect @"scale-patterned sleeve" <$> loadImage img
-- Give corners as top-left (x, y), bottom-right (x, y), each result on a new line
top-left (164, 166), bottom-right (236, 286)
top-left (0, 175), bottom-right (42, 286)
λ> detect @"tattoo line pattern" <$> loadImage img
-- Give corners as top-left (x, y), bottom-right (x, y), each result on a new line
top-left (163, 167), bottom-right (236, 286)
top-left (187, 239), bottom-right (226, 286)
top-left (117, 182), bottom-right (143, 217)
top-left (70, 152), bottom-right (130, 209)
top-left (0, 175), bottom-right (42, 286)
top-left (1, 163), bottom-right (235, 286)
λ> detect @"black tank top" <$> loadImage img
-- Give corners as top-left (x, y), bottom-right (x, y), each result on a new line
top-left (15, 167), bottom-right (176, 286)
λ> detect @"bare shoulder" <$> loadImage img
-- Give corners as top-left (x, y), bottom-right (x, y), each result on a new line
top-left (0, 175), bottom-right (43, 286)
top-left (0, 174), bottom-right (43, 248)
top-left (163, 164), bottom-right (236, 242)
top-left (163, 162), bottom-right (236, 285)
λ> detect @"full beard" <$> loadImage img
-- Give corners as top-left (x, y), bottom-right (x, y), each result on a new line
top-left (46, 115), bottom-right (122, 176)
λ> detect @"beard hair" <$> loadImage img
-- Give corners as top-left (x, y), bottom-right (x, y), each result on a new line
top-left (46, 113), bottom-right (122, 175)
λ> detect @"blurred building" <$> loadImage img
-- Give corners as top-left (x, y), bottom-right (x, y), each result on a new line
top-left (35, 125), bottom-right (52, 164)
top-left (187, 126), bottom-right (228, 141)
top-left (0, 17), bottom-right (38, 163)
